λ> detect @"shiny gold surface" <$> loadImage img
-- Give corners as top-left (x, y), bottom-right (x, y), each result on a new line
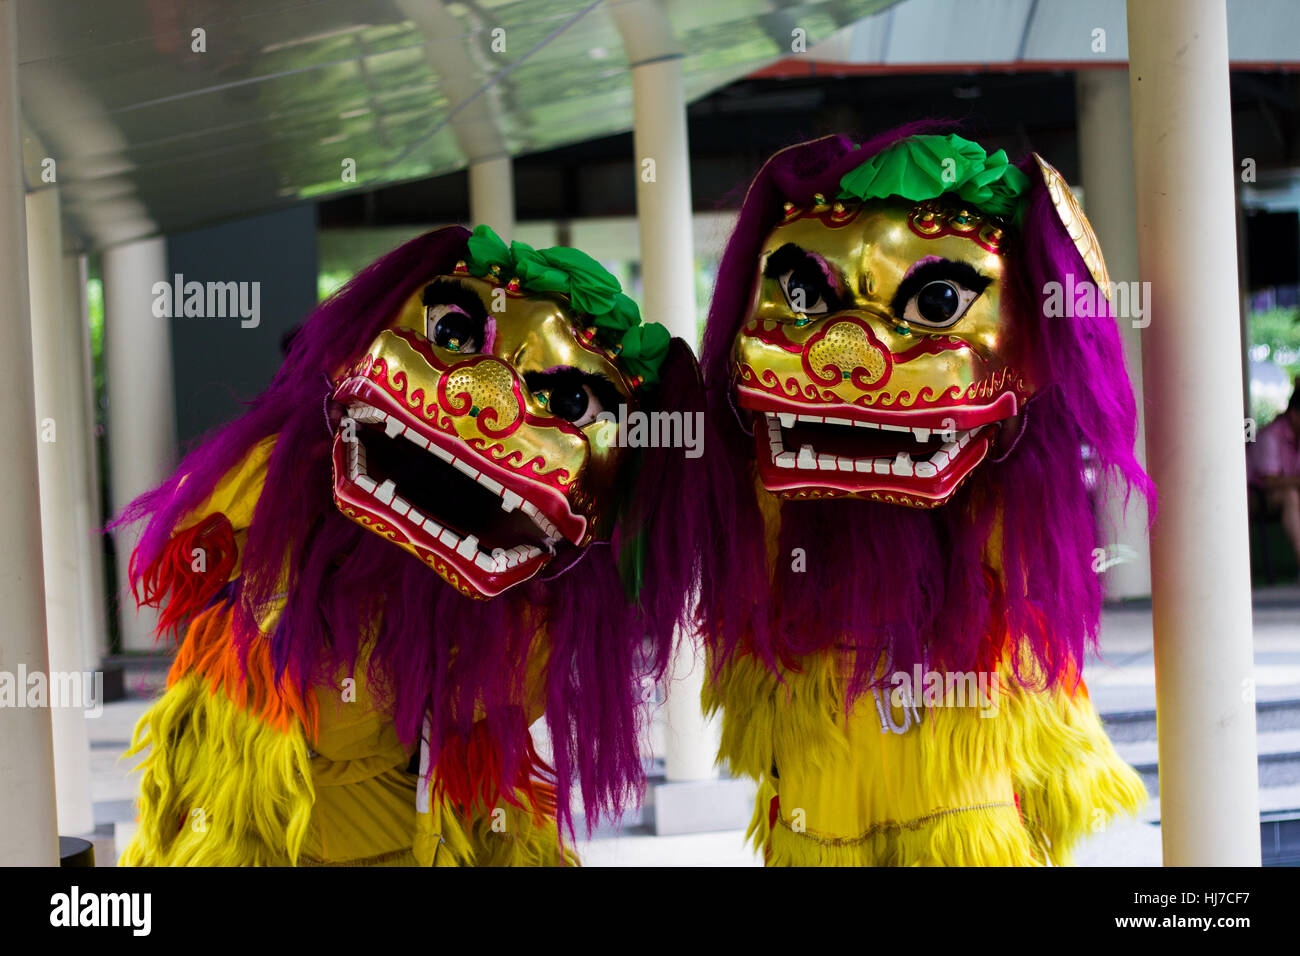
top-left (733, 199), bottom-right (1035, 413)
top-left (1033, 153), bottom-right (1112, 295)
top-left (346, 275), bottom-right (636, 542)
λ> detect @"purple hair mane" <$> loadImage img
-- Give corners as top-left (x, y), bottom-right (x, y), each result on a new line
top-left (694, 127), bottom-right (1154, 698)
top-left (113, 225), bottom-right (704, 835)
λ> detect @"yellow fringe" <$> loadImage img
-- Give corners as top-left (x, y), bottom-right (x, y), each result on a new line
top-left (708, 651), bottom-right (1146, 867)
top-left (462, 802), bottom-right (581, 867)
top-left (121, 673), bottom-right (315, 866)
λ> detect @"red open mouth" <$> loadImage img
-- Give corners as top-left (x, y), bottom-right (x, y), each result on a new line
top-left (739, 390), bottom-right (1014, 507)
top-left (330, 374), bottom-right (586, 598)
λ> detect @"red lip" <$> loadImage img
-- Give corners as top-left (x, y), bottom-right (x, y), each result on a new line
top-left (743, 400), bottom-right (996, 507)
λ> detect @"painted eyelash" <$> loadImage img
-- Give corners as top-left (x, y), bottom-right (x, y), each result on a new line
top-left (421, 278), bottom-right (487, 320)
top-left (889, 259), bottom-right (991, 318)
top-left (763, 244), bottom-right (843, 310)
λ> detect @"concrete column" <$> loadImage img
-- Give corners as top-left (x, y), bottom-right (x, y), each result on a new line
top-left (663, 630), bottom-right (717, 781)
top-left (620, 53), bottom-right (699, 346)
top-left (613, 1), bottom-right (713, 788)
top-left (1076, 69), bottom-right (1152, 601)
top-left (469, 156), bottom-right (515, 243)
top-left (1127, 0), bottom-right (1261, 866)
top-left (102, 237), bottom-right (175, 652)
top-left (610, 0), bottom-right (699, 346)
top-left (27, 187), bottom-right (95, 835)
top-left (65, 253), bottom-right (109, 668)
top-left (0, 0), bottom-right (60, 866)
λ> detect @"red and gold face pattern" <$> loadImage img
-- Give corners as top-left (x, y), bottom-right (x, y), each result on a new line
top-left (331, 272), bottom-right (636, 598)
top-left (732, 197), bottom-right (1037, 508)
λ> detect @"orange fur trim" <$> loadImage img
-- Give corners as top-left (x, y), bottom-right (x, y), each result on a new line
top-left (168, 602), bottom-right (318, 739)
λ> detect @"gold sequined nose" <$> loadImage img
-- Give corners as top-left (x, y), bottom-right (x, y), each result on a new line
top-left (443, 356), bottom-right (522, 428)
top-left (805, 318), bottom-right (890, 388)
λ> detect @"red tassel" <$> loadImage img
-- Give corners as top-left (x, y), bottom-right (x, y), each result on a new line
top-left (131, 513), bottom-right (238, 641)
top-left (433, 718), bottom-right (558, 822)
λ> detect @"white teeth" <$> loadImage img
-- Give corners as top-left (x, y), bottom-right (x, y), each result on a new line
top-left (873, 458), bottom-right (890, 474)
top-left (912, 427), bottom-right (931, 442)
top-left (797, 414), bottom-right (824, 424)
top-left (824, 417), bottom-right (851, 427)
top-left (774, 451), bottom-right (796, 469)
top-left (797, 444), bottom-right (816, 469)
top-left (881, 423), bottom-right (911, 434)
top-left (914, 461), bottom-right (938, 478)
top-left (855, 459), bottom-right (873, 473)
top-left (339, 400), bottom-right (569, 569)
top-left (778, 413), bottom-right (796, 429)
top-left (958, 429), bottom-right (973, 448)
top-left (892, 452), bottom-right (914, 476)
top-left (817, 454), bottom-right (837, 471)
top-left (837, 457), bottom-right (855, 472)
top-left (853, 420), bottom-right (879, 429)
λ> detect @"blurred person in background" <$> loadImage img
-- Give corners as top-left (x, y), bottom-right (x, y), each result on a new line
top-left (1250, 383), bottom-right (1300, 577)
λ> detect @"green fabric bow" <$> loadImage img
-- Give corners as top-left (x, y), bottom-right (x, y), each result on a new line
top-left (837, 133), bottom-right (1030, 218)
top-left (463, 225), bottom-right (669, 386)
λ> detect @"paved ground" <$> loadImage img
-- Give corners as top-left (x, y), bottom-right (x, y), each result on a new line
top-left (85, 585), bottom-right (1300, 867)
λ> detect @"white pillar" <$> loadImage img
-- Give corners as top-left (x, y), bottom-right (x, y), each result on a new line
top-left (469, 156), bottom-right (515, 243)
top-left (65, 253), bottom-right (109, 668)
top-left (0, 0), bottom-right (60, 866)
top-left (613, 1), bottom-right (715, 783)
top-left (102, 237), bottom-right (175, 652)
top-left (1127, 0), bottom-right (1261, 866)
top-left (27, 187), bottom-right (95, 835)
top-left (622, 55), bottom-right (698, 346)
top-left (1076, 69), bottom-right (1152, 601)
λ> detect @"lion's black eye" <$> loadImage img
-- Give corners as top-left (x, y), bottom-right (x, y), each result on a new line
top-left (427, 305), bottom-right (480, 352)
top-left (916, 281), bottom-right (961, 324)
top-left (524, 369), bottom-right (618, 429)
top-left (549, 384), bottom-right (597, 424)
top-left (421, 278), bottom-right (488, 352)
top-left (892, 258), bottom-right (992, 329)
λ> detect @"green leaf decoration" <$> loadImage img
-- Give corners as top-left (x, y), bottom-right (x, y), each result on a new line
top-left (837, 134), bottom-right (1030, 218)
top-left (460, 224), bottom-right (669, 388)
